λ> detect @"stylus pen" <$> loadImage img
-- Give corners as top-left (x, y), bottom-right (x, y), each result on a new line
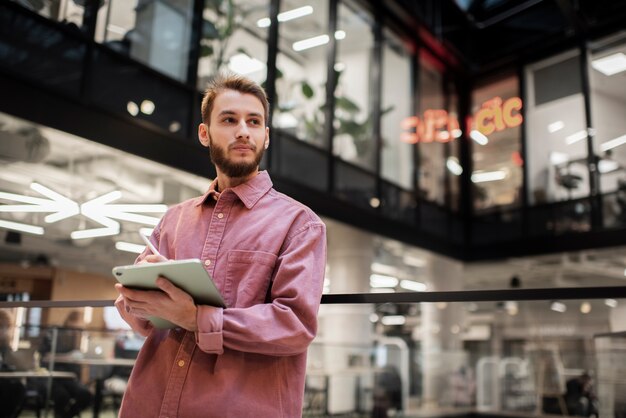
top-left (140, 233), bottom-right (162, 257)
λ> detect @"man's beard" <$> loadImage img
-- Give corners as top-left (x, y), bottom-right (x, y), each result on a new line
top-left (209, 134), bottom-right (265, 178)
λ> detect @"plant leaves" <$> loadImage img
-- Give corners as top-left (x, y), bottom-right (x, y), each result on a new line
top-left (200, 44), bottom-right (214, 57)
top-left (335, 96), bottom-right (360, 114)
top-left (301, 82), bottom-right (314, 99)
top-left (202, 20), bottom-right (219, 39)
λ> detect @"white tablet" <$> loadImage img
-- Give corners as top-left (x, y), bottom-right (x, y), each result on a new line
top-left (112, 259), bottom-right (226, 329)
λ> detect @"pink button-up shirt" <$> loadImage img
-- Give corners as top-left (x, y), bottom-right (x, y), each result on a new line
top-left (115, 171), bottom-right (326, 418)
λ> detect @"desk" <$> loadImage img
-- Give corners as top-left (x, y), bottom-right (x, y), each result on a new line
top-left (49, 356), bottom-right (135, 418)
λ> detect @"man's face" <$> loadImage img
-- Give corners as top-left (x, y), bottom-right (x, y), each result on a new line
top-left (199, 90), bottom-right (269, 178)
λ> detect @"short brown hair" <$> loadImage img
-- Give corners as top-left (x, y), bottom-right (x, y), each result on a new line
top-left (201, 73), bottom-right (269, 125)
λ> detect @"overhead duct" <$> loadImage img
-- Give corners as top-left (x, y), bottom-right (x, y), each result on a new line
top-left (0, 122), bottom-right (50, 163)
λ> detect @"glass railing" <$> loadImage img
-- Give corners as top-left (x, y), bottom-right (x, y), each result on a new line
top-left (1, 287), bottom-right (625, 417)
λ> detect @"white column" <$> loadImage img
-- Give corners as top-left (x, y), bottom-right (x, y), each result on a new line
top-left (317, 220), bottom-right (374, 414)
top-left (420, 254), bottom-right (466, 409)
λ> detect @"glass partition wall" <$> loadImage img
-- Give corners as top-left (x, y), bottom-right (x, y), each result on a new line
top-left (1, 293), bottom-right (624, 417)
top-left (5, 0), bottom-right (626, 252)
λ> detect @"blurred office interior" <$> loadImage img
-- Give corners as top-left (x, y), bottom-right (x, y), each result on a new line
top-left (1, 0), bottom-right (626, 416)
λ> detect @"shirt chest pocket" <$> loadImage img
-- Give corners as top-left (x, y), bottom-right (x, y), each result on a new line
top-left (225, 250), bottom-right (277, 308)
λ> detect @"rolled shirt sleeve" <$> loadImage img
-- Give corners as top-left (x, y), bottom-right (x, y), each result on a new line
top-left (194, 222), bottom-right (326, 356)
top-left (195, 305), bottom-right (224, 354)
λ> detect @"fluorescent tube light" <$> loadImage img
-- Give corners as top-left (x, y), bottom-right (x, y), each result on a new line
top-left (446, 157), bottom-right (463, 175)
top-left (370, 274), bottom-right (399, 288)
top-left (0, 183), bottom-right (80, 223)
top-left (71, 226), bottom-right (120, 240)
top-left (115, 241), bottom-right (146, 254)
top-left (371, 262), bottom-right (397, 276)
top-left (257, 5), bottom-right (313, 27)
top-left (292, 31), bottom-right (345, 51)
top-left (0, 219), bottom-right (44, 235)
top-left (548, 121), bottom-right (564, 133)
top-left (600, 134), bottom-right (626, 152)
top-left (565, 130), bottom-right (587, 145)
top-left (591, 52), bottom-right (626, 76)
top-left (399, 280), bottom-right (427, 292)
top-left (471, 170), bottom-right (506, 183)
top-left (470, 130), bottom-right (489, 145)
top-left (381, 315), bottom-right (405, 326)
top-left (293, 34), bottom-right (329, 51)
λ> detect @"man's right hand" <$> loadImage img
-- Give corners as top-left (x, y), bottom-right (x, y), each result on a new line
top-left (138, 254), bottom-right (168, 264)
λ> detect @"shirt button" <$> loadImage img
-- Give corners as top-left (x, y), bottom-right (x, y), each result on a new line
top-left (204, 259), bottom-right (211, 266)
top-left (217, 213), bottom-right (224, 219)
top-left (178, 360), bottom-right (185, 367)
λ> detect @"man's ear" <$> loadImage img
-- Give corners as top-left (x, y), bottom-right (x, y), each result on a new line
top-left (198, 123), bottom-right (210, 147)
top-left (264, 127), bottom-right (270, 149)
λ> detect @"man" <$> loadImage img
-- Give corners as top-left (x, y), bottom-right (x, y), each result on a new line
top-left (38, 311), bottom-right (93, 418)
top-left (115, 73), bottom-right (327, 417)
top-left (565, 372), bottom-right (598, 417)
top-left (0, 309), bottom-right (26, 418)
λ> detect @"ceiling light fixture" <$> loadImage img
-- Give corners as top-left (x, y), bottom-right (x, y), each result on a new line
top-left (292, 31), bottom-right (346, 52)
top-left (550, 301), bottom-right (566, 313)
top-left (381, 315), bottom-right (405, 326)
top-left (605, 298), bottom-right (618, 308)
top-left (399, 280), bottom-right (427, 292)
top-left (580, 302), bottom-right (591, 314)
top-left (256, 5), bottom-right (313, 27)
top-left (446, 157), bottom-right (463, 175)
top-left (115, 241), bottom-right (146, 254)
top-left (140, 100), bottom-right (155, 115)
top-left (600, 134), bottom-right (626, 152)
top-left (370, 274), bottom-right (399, 288)
top-left (0, 184), bottom-right (167, 239)
top-left (0, 183), bottom-right (79, 223)
top-left (591, 52), bottom-right (626, 76)
top-left (565, 130), bottom-right (588, 145)
top-left (470, 130), bottom-right (489, 145)
top-left (371, 262), bottom-right (397, 276)
top-left (127, 101), bottom-right (139, 116)
top-left (548, 121), bottom-right (564, 133)
top-left (0, 219), bottom-right (44, 235)
top-left (471, 170), bottom-right (506, 183)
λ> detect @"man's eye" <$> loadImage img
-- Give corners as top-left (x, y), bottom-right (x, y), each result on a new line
top-left (223, 117), bottom-right (235, 123)
top-left (249, 119), bottom-right (261, 125)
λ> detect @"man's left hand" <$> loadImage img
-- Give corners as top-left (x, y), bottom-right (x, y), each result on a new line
top-left (115, 277), bottom-right (198, 331)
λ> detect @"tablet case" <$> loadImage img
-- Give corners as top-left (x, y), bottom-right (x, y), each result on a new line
top-left (112, 259), bottom-right (226, 329)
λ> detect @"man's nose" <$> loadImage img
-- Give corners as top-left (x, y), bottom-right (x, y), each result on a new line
top-left (236, 120), bottom-right (250, 138)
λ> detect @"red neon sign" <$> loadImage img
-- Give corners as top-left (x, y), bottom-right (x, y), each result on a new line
top-left (401, 96), bottom-right (523, 144)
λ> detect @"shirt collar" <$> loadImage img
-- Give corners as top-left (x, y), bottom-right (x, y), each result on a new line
top-left (195, 171), bottom-right (273, 209)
